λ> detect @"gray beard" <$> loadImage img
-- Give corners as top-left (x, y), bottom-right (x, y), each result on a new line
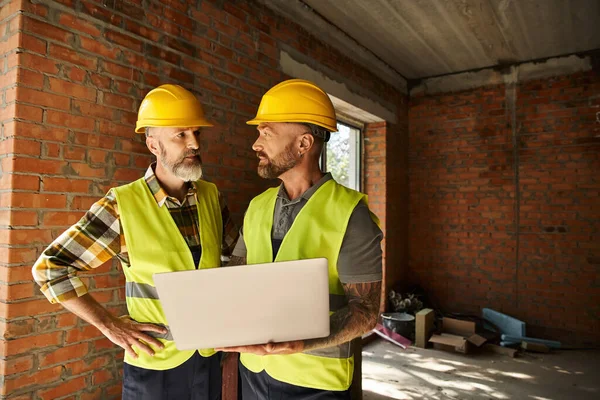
top-left (159, 142), bottom-right (203, 182)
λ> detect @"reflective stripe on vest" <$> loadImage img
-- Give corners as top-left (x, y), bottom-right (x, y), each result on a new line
top-left (113, 178), bottom-right (223, 370)
top-left (241, 179), bottom-right (375, 391)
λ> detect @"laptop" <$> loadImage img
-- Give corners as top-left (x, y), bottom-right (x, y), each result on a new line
top-left (153, 258), bottom-right (331, 350)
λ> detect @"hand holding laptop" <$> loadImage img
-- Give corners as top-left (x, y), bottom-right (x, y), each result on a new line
top-left (216, 339), bottom-right (305, 355)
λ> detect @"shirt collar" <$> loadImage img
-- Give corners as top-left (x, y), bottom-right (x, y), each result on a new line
top-left (144, 163), bottom-right (196, 207)
top-left (276, 173), bottom-right (333, 202)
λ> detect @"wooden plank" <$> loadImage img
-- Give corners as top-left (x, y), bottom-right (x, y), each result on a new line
top-left (483, 343), bottom-right (517, 358)
top-left (415, 308), bottom-right (435, 348)
top-left (521, 341), bottom-right (550, 353)
top-left (222, 352), bottom-right (238, 400)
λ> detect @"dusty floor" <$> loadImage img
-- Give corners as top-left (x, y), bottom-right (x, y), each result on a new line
top-left (362, 340), bottom-right (600, 400)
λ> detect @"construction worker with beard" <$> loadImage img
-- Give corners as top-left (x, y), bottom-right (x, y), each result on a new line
top-left (32, 84), bottom-right (238, 400)
top-left (219, 79), bottom-right (383, 399)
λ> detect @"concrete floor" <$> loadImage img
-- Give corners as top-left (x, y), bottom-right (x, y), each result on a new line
top-left (362, 340), bottom-right (600, 400)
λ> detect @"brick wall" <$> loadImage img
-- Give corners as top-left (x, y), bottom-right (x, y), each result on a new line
top-left (409, 67), bottom-right (600, 345)
top-left (0, 0), bottom-right (405, 398)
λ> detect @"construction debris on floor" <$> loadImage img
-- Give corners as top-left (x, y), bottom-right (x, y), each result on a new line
top-left (373, 289), bottom-right (562, 359)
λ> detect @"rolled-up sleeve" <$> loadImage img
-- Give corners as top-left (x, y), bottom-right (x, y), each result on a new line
top-left (32, 191), bottom-right (122, 303)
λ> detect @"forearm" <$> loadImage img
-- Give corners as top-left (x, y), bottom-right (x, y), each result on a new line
top-left (304, 281), bottom-right (381, 351)
top-left (60, 293), bottom-right (118, 333)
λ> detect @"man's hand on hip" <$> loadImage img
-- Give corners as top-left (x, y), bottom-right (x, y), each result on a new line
top-left (100, 315), bottom-right (167, 359)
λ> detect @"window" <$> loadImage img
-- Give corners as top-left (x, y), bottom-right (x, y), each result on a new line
top-left (322, 122), bottom-right (361, 191)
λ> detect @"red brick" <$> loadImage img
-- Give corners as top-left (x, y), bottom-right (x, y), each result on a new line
top-left (114, 168), bottom-right (143, 182)
top-left (64, 325), bottom-right (103, 345)
top-left (42, 211), bottom-right (84, 227)
top-left (103, 61), bottom-right (138, 80)
top-left (0, 137), bottom-right (41, 156)
top-left (47, 110), bottom-right (95, 131)
top-left (39, 343), bottom-right (89, 367)
top-left (56, 312), bottom-right (79, 328)
top-left (0, 331), bottom-right (62, 357)
top-left (63, 146), bottom-right (87, 161)
top-left (81, 0), bottom-right (122, 27)
top-left (125, 19), bottom-right (160, 41)
top-left (19, 33), bottom-right (46, 55)
top-left (74, 132), bottom-right (116, 150)
top-left (103, 92), bottom-right (134, 110)
top-left (71, 196), bottom-right (100, 210)
top-left (94, 274), bottom-right (125, 289)
top-left (19, 53), bottom-right (59, 74)
top-left (0, 282), bottom-right (35, 301)
top-left (2, 366), bottom-right (63, 394)
top-left (100, 121), bottom-right (134, 137)
top-left (1, 210), bottom-right (38, 226)
top-left (17, 87), bottom-right (71, 110)
top-left (4, 192), bottom-right (66, 209)
top-left (6, 121), bottom-right (69, 142)
top-left (17, 68), bottom-right (44, 89)
top-left (8, 158), bottom-right (67, 175)
top-left (0, 247), bottom-right (37, 265)
top-left (69, 163), bottom-right (107, 178)
top-left (38, 376), bottom-right (88, 400)
top-left (49, 44), bottom-right (97, 69)
top-left (43, 177), bottom-right (91, 193)
top-left (0, 228), bottom-right (55, 246)
top-left (80, 36), bottom-right (120, 60)
top-left (0, 1), bottom-right (20, 21)
top-left (58, 12), bottom-right (101, 37)
top-left (0, 355), bottom-right (34, 375)
top-left (0, 266), bottom-right (36, 284)
top-left (44, 142), bottom-right (61, 158)
top-left (0, 318), bottom-right (36, 340)
top-left (91, 369), bottom-right (113, 385)
top-left (23, 17), bottom-right (71, 42)
top-left (72, 100), bottom-right (114, 120)
top-left (48, 78), bottom-right (96, 101)
top-left (183, 57), bottom-right (210, 75)
top-left (66, 66), bottom-right (85, 83)
top-left (65, 354), bottom-right (111, 375)
top-left (106, 29), bottom-right (143, 52)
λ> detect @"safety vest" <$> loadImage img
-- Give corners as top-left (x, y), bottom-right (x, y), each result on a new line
top-left (113, 178), bottom-right (222, 370)
top-left (241, 179), bottom-right (377, 391)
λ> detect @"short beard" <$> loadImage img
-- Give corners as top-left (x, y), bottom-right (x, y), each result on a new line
top-left (158, 142), bottom-right (203, 182)
top-left (257, 143), bottom-right (298, 179)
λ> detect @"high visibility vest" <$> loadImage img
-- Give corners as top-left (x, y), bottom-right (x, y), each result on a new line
top-left (241, 179), bottom-right (378, 391)
top-left (113, 178), bottom-right (222, 370)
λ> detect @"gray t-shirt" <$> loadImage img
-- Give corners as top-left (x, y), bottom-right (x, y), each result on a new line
top-left (232, 173), bottom-right (383, 283)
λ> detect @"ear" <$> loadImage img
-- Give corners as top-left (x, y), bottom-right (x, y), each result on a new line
top-left (146, 135), bottom-right (161, 157)
top-left (298, 133), bottom-right (314, 154)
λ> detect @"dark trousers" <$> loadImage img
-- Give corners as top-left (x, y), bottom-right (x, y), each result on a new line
top-left (239, 360), bottom-right (351, 400)
top-left (122, 352), bottom-right (222, 400)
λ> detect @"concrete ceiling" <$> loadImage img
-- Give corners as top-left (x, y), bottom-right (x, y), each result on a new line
top-left (262, 0), bottom-right (600, 81)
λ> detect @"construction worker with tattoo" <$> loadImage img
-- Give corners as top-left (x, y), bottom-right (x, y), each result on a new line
top-left (219, 79), bottom-right (383, 399)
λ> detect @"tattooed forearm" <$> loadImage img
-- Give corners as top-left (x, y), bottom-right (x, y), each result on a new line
top-left (226, 256), bottom-right (246, 267)
top-left (303, 280), bottom-right (381, 351)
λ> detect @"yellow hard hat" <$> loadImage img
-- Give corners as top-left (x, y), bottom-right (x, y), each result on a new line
top-left (247, 79), bottom-right (337, 132)
top-left (135, 84), bottom-right (213, 133)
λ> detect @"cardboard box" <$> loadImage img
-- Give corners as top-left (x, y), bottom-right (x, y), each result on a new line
top-left (428, 317), bottom-right (487, 354)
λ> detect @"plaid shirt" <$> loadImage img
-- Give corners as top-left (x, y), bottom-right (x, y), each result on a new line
top-left (33, 165), bottom-right (239, 304)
